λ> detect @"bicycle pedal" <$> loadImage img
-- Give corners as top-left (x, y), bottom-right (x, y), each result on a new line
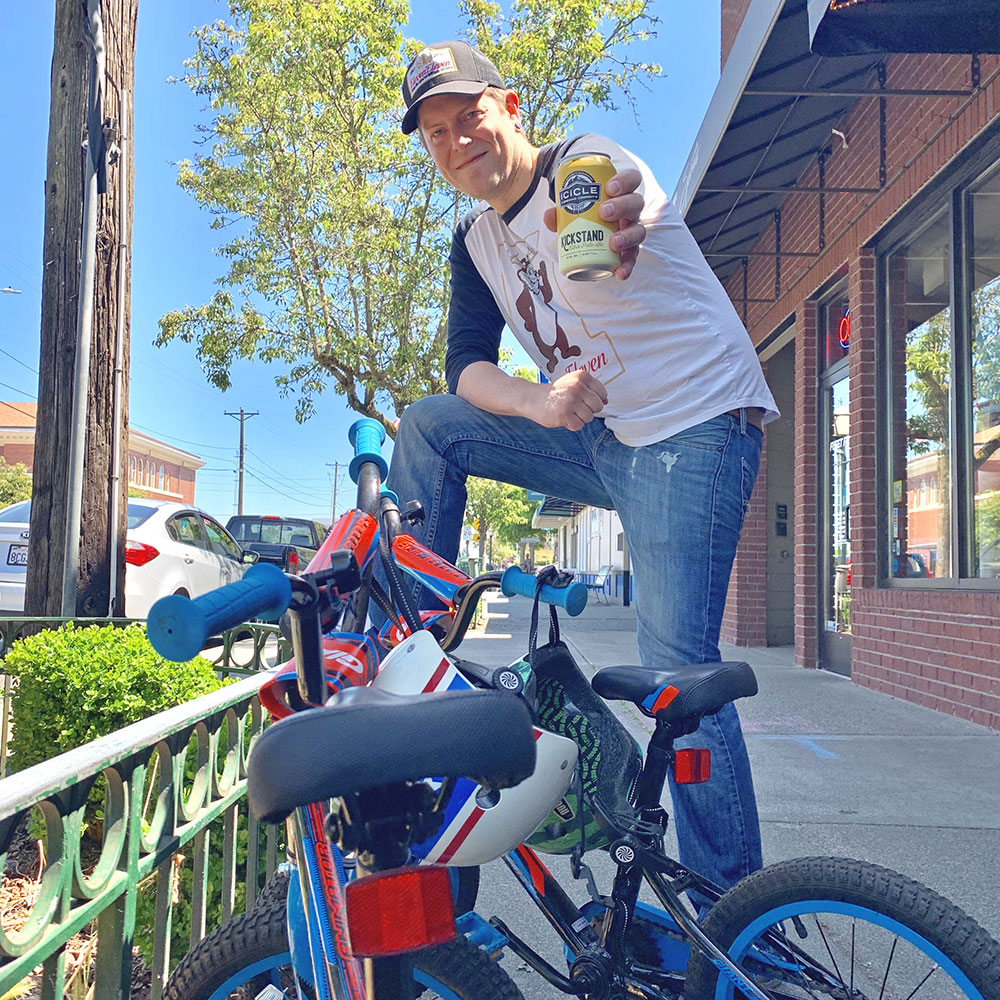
top-left (253, 986), bottom-right (285, 1000)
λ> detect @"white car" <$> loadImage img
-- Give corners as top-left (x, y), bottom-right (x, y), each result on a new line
top-left (0, 499), bottom-right (256, 618)
top-left (0, 499), bottom-right (31, 613)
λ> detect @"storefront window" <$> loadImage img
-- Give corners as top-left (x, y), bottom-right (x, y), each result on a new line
top-left (970, 168), bottom-right (1000, 580)
top-left (886, 211), bottom-right (952, 579)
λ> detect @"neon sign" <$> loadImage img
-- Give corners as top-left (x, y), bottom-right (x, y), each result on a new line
top-left (838, 307), bottom-right (851, 349)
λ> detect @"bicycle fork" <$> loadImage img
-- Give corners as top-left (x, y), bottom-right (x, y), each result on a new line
top-left (287, 803), bottom-right (368, 1000)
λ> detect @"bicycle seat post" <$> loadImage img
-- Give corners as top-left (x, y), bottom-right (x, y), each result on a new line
top-left (632, 720), bottom-right (683, 813)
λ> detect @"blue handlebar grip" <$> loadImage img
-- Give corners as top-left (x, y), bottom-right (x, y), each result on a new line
top-left (348, 417), bottom-right (388, 482)
top-left (500, 567), bottom-right (588, 617)
top-left (146, 563), bottom-right (292, 662)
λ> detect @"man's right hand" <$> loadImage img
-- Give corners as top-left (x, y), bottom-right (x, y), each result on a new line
top-left (535, 370), bottom-right (608, 431)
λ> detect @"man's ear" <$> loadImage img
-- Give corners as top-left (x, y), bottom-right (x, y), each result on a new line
top-left (505, 91), bottom-right (522, 128)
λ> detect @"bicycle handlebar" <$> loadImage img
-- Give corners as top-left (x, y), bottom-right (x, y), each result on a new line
top-left (146, 562), bottom-right (292, 662)
top-left (349, 417), bottom-right (388, 483)
top-left (500, 566), bottom-right (588, 617)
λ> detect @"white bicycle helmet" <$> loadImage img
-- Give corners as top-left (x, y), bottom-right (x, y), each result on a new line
top-left (370, 631), bottom-right (578, 866)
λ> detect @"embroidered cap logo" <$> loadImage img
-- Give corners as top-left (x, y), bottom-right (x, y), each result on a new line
top-left (406, 47), bottom-right (458, 99)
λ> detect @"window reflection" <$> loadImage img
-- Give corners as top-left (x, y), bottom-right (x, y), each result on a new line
top-left (970, 168), bottom-right (1000, 580)
top-left (887, 211), bottom-right (951, 579)
top-left (827, 377), bottom-right (851, 632)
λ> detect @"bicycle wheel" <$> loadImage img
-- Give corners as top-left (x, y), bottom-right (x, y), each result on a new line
top-left (163, 897), bottom-right (522, 1000)
top-left (685, 857), bottom-right (1000, 1000)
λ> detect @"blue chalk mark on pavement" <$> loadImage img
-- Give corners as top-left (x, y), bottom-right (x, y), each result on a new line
top-left (753, 735), bottom-right (842, 759)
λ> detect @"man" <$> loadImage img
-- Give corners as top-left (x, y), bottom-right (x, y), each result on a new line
top-left (387, 40), bottom-right (778, 891)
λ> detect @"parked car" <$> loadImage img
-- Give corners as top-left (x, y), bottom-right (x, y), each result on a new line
top-left (0, 499), bottom-right (31, 613)
top-left (0, 499), bottom-right (256, 618)
top-left (225, 514), bottom-right (328, 573)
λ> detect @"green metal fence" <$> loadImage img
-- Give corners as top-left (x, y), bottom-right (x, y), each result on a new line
top-left (0, 671), bottom-right (282, 1000)
top-left (0, 617), bottom-right (292, 778)
top-left (0, 617), bottom-right (294, 998)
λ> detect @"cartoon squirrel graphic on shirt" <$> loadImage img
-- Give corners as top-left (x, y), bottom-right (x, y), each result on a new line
top-left (514, 258), bottom-right (581, 373)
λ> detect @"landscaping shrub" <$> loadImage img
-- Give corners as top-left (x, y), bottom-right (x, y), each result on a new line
top-left (4, 621), bottom-right (223, 772)
top-left (4, 622), bottom-right (229, 967)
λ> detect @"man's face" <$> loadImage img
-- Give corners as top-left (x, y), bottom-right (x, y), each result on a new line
top-left (417, 90), bottom-right (528, 210)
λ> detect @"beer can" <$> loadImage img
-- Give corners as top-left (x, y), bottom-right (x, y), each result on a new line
top-left (555, 151), bottom-right (621, 281)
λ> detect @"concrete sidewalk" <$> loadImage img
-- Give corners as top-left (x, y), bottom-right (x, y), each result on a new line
top-left (461, 591), bottom-right (1000, 940)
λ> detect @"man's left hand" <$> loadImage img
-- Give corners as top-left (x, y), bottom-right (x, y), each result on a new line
top-left (544, 167), bottom-right (645, 281)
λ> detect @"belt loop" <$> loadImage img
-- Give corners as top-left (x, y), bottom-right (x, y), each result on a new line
top-left (739, 407), bottom-right (747, 435)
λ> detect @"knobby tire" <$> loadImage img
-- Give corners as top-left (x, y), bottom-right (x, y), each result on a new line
top-left (684, 856), bottom-right (1000, 1000)
top-left (163, 894), bottom-right (519, 1000)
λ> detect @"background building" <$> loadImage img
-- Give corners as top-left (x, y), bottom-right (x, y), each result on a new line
top-left (679, 0), bottom-right (1000, 730)
top-left (0, 401), bottom-right (204, 503)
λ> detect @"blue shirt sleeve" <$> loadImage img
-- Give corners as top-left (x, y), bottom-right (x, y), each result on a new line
top-left (444, 215), bottom-right (505, 394)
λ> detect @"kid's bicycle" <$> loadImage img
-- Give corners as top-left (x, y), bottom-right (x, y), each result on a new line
top-left (148, 417), bottom-right (1000, 1000)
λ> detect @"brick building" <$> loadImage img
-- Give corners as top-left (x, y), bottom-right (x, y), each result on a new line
top-left (679, 0), bottom-right (1000, 729)
top-left (0, 401), bottom-right (204, 503)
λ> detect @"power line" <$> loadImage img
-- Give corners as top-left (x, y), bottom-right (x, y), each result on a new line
top-left (0, 380), bottom-right (37, 401)
top-left (245, 445), bottom-right (346, 485)
top-left (244, 467), bottom-right (325, 507)
top-left (244, 462), bottom-right (330, 503)
top-left (0, 348), bottom-right (38, 374)
top-left (129, 422), bottom-right (234, 453)
top-left (0, 241), bottom-right (42, 280)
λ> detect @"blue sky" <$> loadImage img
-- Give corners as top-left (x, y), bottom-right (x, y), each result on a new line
top-left (0, 1), bottom-right (721, 522)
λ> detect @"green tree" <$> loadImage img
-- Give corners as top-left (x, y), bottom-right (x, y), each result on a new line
top-left (465, 476), bottom-right (538, 564)
top-left (156, 0), bottom-right (659, 434)
top-left (0, 457), bottom-right (32, 507)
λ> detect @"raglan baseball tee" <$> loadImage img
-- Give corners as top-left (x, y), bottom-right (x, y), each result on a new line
top-left (445, 133), bottom-right (778, 448)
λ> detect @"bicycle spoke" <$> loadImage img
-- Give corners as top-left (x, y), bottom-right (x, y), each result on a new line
top-left (879, 936), bottom-right (897, 1000)
top-left (904, 965), bottom-right (941, 1000)
top-left (850, 920), bottom-right (855, 997)
top-left (812, 915), bottom-right (845, 985)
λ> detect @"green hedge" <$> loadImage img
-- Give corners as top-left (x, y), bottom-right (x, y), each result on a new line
top-left (4, 621), bottom-right (222, 772)
top-left (4, 621), bottom-right (230, 968)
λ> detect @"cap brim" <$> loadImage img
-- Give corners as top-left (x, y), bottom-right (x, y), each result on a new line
top-left (401, 80), bottom-right (491, 135)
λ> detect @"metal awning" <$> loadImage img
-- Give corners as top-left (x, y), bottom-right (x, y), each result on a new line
top-left (532, 496), bottom-right (584, 530)
top-left (673, 0), bottom-right (979, 291)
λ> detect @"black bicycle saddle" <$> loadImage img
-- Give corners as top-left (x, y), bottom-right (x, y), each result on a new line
top-left (591, 661), bottom-right (758, 722)
top-left (248, 686), bottom-right (536, 824)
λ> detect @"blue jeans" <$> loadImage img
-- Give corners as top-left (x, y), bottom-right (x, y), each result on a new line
top-left (384, 394), bottom-right (764, 890)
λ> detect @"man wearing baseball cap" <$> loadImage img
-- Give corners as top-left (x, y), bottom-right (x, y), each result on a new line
top-left (384, 40), bottom-right (779, 896)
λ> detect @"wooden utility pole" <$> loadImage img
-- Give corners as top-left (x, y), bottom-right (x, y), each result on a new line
top-left (26, 0), bottom-right (138, 618)
top-left (225, 409), bottom-right (258, 515)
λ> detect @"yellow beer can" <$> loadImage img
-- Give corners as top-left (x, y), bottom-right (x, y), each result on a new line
top-left (555, 151), bottom-right (620, 281)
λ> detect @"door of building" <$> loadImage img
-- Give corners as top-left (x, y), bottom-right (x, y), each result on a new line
top-left (818, 289), bottom-right (852, 675)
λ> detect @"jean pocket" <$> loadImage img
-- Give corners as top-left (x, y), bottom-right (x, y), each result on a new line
top-left (665, 422), bottom-right (728, 453)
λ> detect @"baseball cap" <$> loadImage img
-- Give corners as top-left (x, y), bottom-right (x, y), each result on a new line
top-left (401, 41), bottom-right (505, 135)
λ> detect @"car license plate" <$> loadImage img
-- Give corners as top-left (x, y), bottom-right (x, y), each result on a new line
top-left (7, 545), bottom-right (27, 566)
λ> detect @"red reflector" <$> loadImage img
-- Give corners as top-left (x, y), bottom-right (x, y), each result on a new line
top-left (674, 748), bottom-right (711, 784)
top-left (125, 540), bottom-right (160, 567)
top-left (345, 865), bottom-right (456, 957)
